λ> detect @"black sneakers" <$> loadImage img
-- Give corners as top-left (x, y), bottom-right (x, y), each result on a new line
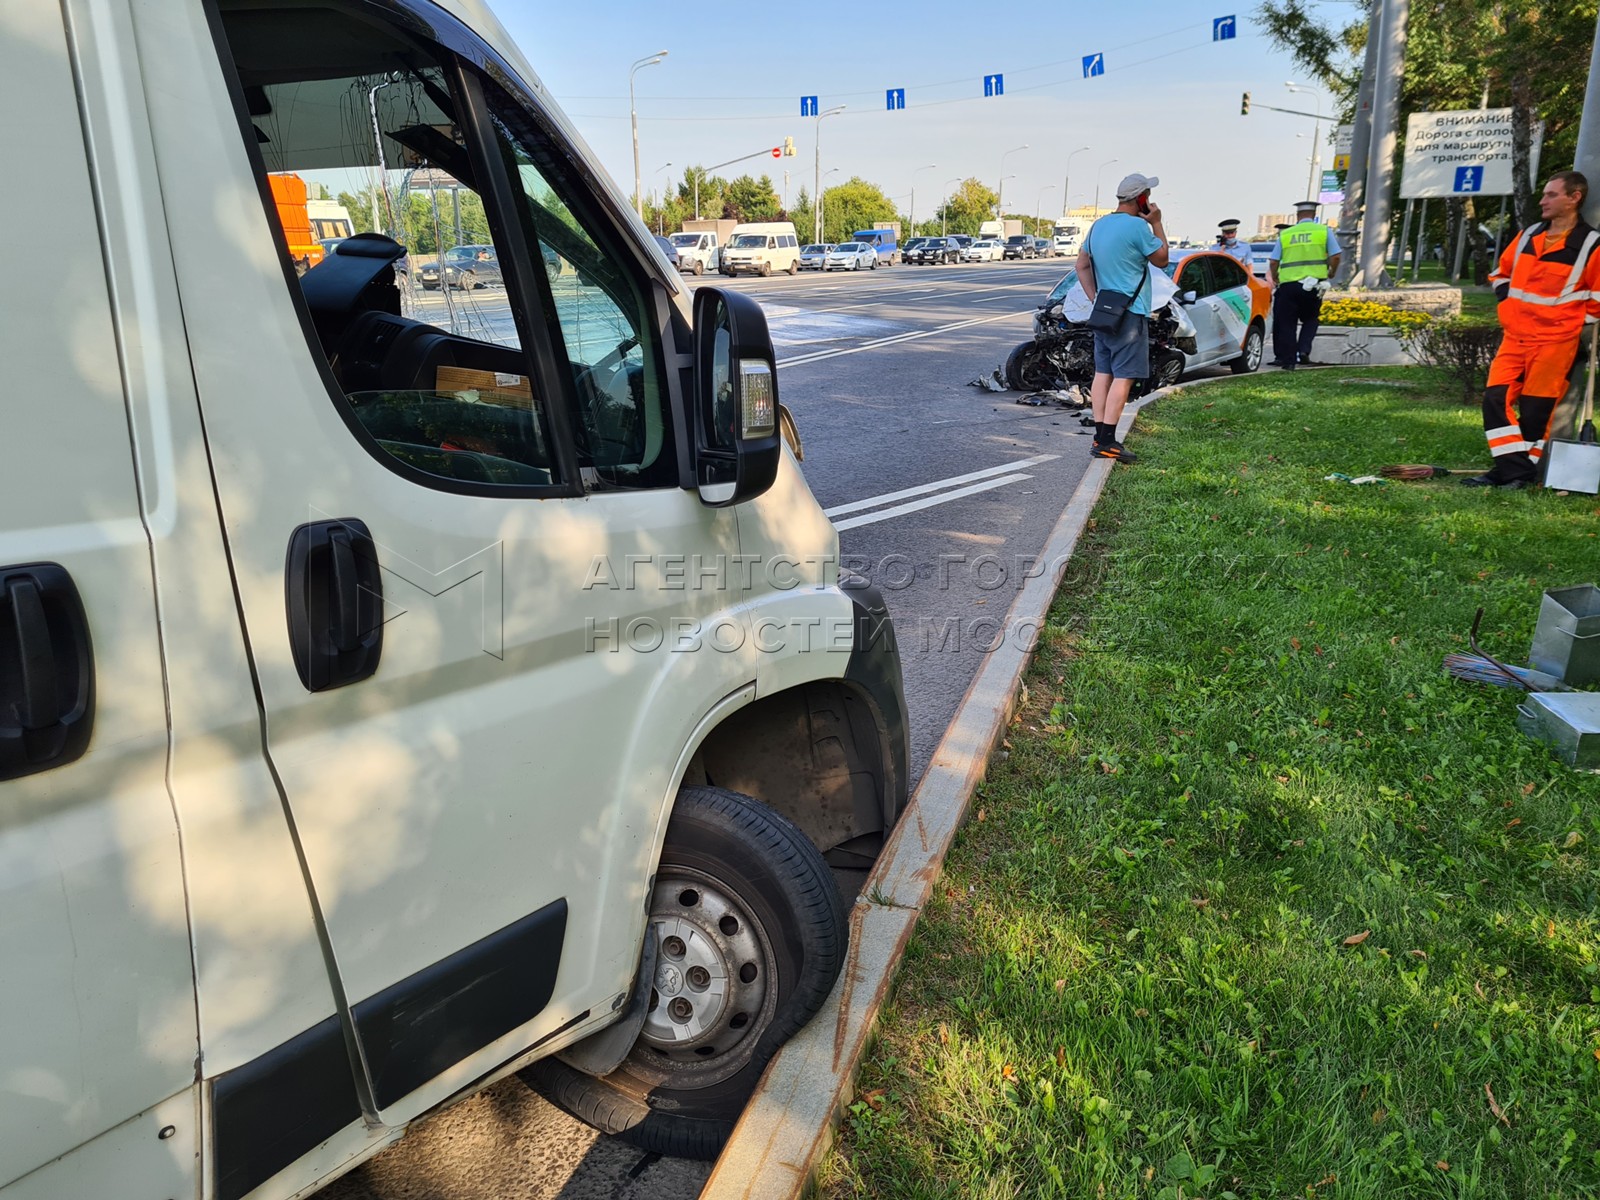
top-left (1092, 440), bottom-right (1138, 464)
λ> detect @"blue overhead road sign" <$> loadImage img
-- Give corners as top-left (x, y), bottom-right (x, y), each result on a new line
top-left (1213, 14), bottom-right (1236, 40)
top-left (1454, 165), bottom-right (1484, 193)
top-left (984, 73), bottom-right (1004, 97)
top-left (886, 87), bottom-right (905, 110)
top-left (800, 95), bottom-right (818, 116)
top-left (1082, 53), bottom-right (1104, 78)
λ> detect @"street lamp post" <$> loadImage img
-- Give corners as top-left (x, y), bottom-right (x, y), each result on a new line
top-left (1062, 145), bottom-right (1090, 221)
top-left (941, 176), bottom-right (961, 235)
top-left (629, 51), bottom-right (668, 220)
top-left (813, 105), bottom-right (846, 244)
top-left (1035, 185), bottom-right (1056, 236)
top-left (908, 163), bottom-right (938, 238)
top-left (1286, 82), bottom-right (1325, 202)
top-left (653, 162), bottom-right (672, 233)
top-left (819, 167), bottom-right (840, 243)
top-left (997, 144), bottom-right (1028, 216)
top-left (1092, 158), bottom-right (1120, 213)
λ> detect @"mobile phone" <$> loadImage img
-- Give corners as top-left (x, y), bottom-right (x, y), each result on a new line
top-left (1137, 194), bottom-right (1151, 215)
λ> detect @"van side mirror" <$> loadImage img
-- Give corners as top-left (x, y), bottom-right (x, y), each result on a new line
top-left (692, 288), bottom-right (780, 507)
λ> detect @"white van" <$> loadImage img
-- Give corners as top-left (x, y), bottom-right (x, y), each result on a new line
top-left (722, 222), bottom-right (802, 276)
top-left (669, 229), bottom-right (721, 275)
top-left (1, 3), bottom-right (908, 1197)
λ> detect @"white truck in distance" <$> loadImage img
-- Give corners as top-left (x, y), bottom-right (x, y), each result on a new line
top-left (669, 229), bottom-right (721, 274)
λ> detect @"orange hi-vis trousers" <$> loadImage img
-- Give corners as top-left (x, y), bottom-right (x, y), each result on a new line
top-left (1480, 335), bottom-right (1579, 482)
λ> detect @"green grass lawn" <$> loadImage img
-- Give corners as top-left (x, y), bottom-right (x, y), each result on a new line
top-left (821, 369), bottom-right (1600, 1200)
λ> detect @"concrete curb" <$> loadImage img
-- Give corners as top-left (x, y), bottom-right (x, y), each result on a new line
top-left (699, 390), bottom-right (1168, 1200)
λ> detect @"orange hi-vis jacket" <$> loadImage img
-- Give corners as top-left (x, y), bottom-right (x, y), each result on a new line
top-left (1489, 220), bottom-right (1600, 343)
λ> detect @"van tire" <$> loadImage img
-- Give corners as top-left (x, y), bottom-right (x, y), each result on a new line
top-left (787, 259), bottom-right (798, 275)
top-left (693, 260), bottom-right (704, 276)
top-left (523, 785), bottom-right (846, 1160)
top-left (760, 262), bottom-right (772, 277)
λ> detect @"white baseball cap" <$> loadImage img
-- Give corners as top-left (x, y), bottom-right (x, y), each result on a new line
top-left (1116, 173), bottom-right (1160, 201)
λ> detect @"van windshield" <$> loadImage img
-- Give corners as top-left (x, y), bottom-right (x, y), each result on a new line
top-left (730, 235), bottom-right (768, 248)
top-left (669, 233), bottom-right (699, 246)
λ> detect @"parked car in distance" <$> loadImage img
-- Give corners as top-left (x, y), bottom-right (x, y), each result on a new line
top-left (1249, 242), bottom-right (1276, 279)
top-left (967, 238), bottom-right (1003, 262)
top-left (652, 234), bottom-right (679, 266)
top-left (420, 243), bottom-right (503, 290)
top-left (1051, 235), bottom-right (1076, 256)
top-left (947, 234), bottom-right (974, 260)
top-left (721, 221), bottom-right (802, 276)
top-left (1033, 237), bottom-right (1053, 258)
top-left (909, 236), bottom-right (960, 264)
top-left (824, 242), bottom-right (878, 271)
top-left (799, 243), bottom-right (832, 270)
top-left (852, 228), bottom-right (901, 265)
top-left (668, 230), bottom-right (721, 275)
top-left (1003, 234), bottom-right (1036, 260)
top-left (901, 236), bottom-right (928, 262)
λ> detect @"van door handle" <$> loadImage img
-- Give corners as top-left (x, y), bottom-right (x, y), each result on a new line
top-left (285, 520), bottom-right (384, 692)
top-left (0, 563), bottom-right (94, 781)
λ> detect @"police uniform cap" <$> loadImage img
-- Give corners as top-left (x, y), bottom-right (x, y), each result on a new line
top-left (1218, 219), bottom-right (1241, 230)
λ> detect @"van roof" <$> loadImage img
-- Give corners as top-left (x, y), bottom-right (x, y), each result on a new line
top-left (730, 222), bottom-right (797, 232)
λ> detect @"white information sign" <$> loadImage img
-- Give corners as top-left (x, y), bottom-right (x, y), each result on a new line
top-left (1401, 109), bottom-right (1543, 198)
top-left (1332, 123), bottom-right (1353, 172)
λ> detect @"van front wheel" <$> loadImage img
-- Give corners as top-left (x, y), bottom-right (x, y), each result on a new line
top-left (524, 785), bottom-right (846, 1161)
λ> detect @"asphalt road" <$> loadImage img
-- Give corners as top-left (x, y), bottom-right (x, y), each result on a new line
top-left (321, 256), bottom-right (1099, 1200)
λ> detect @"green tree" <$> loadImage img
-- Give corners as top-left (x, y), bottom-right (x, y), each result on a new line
top-left (789, 187), bottom-right (815, 244)
top-left (935, 178), bottom-right (1000, 236)
top-left (724, 174), bottom-right (782, 223)
top-left (817, 177), bottom-right (899, 243)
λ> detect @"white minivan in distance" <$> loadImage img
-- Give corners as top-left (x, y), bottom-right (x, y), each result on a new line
top-left (0, 2), bottom-right (909, 1198)
top-left (721, 221), bottom-right (802, 276)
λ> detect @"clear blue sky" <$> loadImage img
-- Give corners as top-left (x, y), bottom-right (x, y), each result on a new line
top-left (494, 0), bottom-right (1366, 241)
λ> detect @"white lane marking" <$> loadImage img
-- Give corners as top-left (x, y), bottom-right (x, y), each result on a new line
top-left (831, 475), bottom-right (1034, 531)
top-left (779, 310), bottom-right (1027, 367)
top-left (823, 454), bottom-right (1058, 517)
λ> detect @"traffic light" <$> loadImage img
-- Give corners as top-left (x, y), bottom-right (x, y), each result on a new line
top-left (784, 136), bottom-right (796, 156)
top-left (1240, 91), bottom-right (1251, 116)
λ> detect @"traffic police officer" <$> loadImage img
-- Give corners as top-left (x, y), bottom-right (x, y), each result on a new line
top-left (1216, 219), bottom-right (1252, 268)
top-left (1268, 200), bottom-right (1342, 369)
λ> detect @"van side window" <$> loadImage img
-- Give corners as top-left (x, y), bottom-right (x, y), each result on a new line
top-left (485, 86), bottom-right (673, 487)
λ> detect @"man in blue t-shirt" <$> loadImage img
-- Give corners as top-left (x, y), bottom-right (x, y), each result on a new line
top-left (1075, 173), bottom-right (1170, 463)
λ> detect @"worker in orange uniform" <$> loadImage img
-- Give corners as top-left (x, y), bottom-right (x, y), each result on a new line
top-left (1464, 170), bottom-right (1600, 488)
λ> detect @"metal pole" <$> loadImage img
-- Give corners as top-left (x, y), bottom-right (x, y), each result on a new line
top-left (1411, 197), bottom-right (1426, 282)
top-left (694, 172), bottom-right (700, 221)
top-left (628, 53), bottom-right (667, 221)
top-left (1335, 0), bottom-right (1383, 284)
top-left (813, 116), bottom-right (820, 244)
top-left (1496, 193), bottom-right (1508, 251)
top-left (1451, 200), bottom-right (1469, 282)
top-left (1395, 197), bottom-right (1414, 276)
top-left (367, 75), bottom-right (396, 237)
top-left (1357, 0), bottom-right (1409, 287)
top-left (1063, 146), bottom-right (1089, 225)
top-left (1574, 6), bottom-right (1600, 226)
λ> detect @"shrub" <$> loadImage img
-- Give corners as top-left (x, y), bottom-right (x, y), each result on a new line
top-left (1316, 296), bottom-right (1434, 329)
top-left (1399, 316), bottom-right (1504, 404)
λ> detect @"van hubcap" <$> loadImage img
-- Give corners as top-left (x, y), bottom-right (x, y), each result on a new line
top-left (640, 874), bottom-right (769, 1062)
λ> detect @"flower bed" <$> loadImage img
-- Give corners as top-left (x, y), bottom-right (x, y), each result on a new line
top-left (1316, 296), bottom-right (1433, 329)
